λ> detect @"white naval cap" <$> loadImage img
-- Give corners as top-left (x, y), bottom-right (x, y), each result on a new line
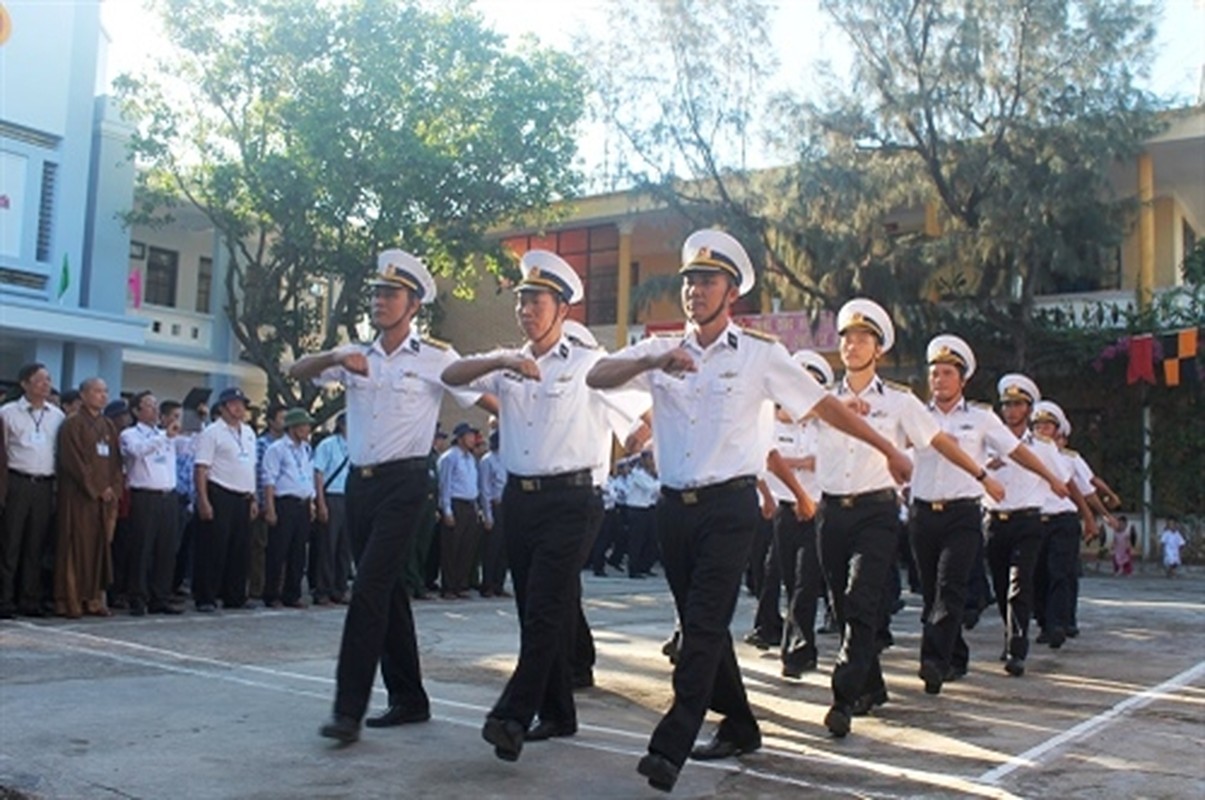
top-left (837, 298), bottom-right (895, 354)
top-left (997, 373), bottom-right (1041, 405)
top-left (926, 334), bottom-right (977, 380)
top-left (792, 348), bottom-right (835, 388)
top-left (1031, 400), bottom-right (1069, 435)
top-left (679, 229), bottom-right (756, 296)
top-left (370, 249), bottom-right (437, 303)
top-left (516, 249), bottom-right (584, 304)
top-left (562, 320), bottom-right (599, 349)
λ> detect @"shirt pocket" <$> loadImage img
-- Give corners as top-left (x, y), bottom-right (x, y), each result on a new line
top-left (709, 376), bottom-right (745, 422)
top-left (542, 379), bottom-right (574, 422)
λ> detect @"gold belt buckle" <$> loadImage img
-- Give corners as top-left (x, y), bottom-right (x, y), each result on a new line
top-left (998, 511), bottom-right (1010, 521)
top-left (521, 479), bottom-right (538, 492)
top-left (931, 501), bottom-right (945, 512)
top-left (681, 490), bottom-right (698, 505)
top-left (840, 496), bottom-right (854, 508)
top-left (360, 466), bottom-right (374, 479)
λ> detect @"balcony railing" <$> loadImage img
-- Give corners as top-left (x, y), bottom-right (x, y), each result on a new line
top-left (130, 304), bottom-right (213, 350)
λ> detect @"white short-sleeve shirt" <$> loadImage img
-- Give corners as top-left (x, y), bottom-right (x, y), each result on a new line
top-left (194, 420), bottom-right (257, 494)
top-left (911, 398), bottom-right (1019, 502)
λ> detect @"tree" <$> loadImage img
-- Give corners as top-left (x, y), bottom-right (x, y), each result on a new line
top-left (116, 0), bottom-right (584, 417)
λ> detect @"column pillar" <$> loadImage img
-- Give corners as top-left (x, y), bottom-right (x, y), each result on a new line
top-left (615, 220), bottom-right (633, 348)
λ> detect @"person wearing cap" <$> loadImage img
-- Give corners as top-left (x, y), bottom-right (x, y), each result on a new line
top-left (119, 391), bottom-right (185, 615)
top-left (910, 336), bottom-right (1070, 695)
top-left (290, 249), bottom-right (488, 744)
top-left (587, 231), bottom-right (913, 791)
top-left (983, 374), bottom-right (1075, 677)
top-left (0, 363), bottom-right (65, 619)
top-left (261, 408), bottom-right (318, 608)
top-left (442, 248), bottom-right (637, 763)
top-left (312, 413), bottom-right (351, 604)
top-left (192, 386), bottom-right (259, 613)
top-left (813, 299), bottom-right (1018, 738)
top-left (53, 377), bottom-right (123, 618)
top-left (772, 349), bottom-right (833, 679)
top-left (436, 421), bottom-right (482, 598)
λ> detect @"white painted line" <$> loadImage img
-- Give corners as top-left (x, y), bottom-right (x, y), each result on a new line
top-left (978, 658), bottom-right (1205, 784)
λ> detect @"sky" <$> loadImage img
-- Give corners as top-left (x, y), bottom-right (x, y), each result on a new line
top-left (98, 0), bottom-right (1205, 176)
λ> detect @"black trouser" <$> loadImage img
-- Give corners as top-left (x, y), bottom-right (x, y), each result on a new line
top-left (625, 506), bottom-right (656, 576)
top-left (127, 489), bottom-right (180, 609)
top-left (965, 533), bottom-right (991, 613)
top-left (818, 496), bottom-right (898, 710)
top-left (986, 512), bottom-right (1044, 660)
top-left (491, 480), bottom-right (592, 729)
top-left (571, 492), bottom-right (606, 681)
top-left (910, 502), bottom-right (981, 674)
top-left (588, 507), bottom-right (620, 572)
top-left (334, 463), bottom-right (428, 721)
top-left (481, 501), bottom-right (508, 593)
top-left (173, 497), bottom-right (194, 592)
top-left (751, 514), bottom-right (783, 640)
top-left (648, 481), bottom-right (760, 769)
top-left (1038, 513), bottom-right (1081, 635)
top-left (441, 498), bottom-right (478, 593)
top-left (1, 472), bottom-right (54, 613)
top-left (265, 496), bottom-right (309, 605)
top-left (777, 503), bottom-right (822, 669)
top-left (309, 494), bottom-right (350, 601)
top-left (193, 483), bottom-right (252, 609)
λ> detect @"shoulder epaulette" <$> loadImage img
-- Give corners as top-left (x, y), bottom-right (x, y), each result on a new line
top-left (739, 326), bottom-right (778, 344)
top-left (421, 335), bottom-right (451, 351)
top-left (1060, 447), bottom-right (1079, 457)
top-left (566, 336), bottom-right (599, 350)
top-left (882, 379), bottom-right (913, 393)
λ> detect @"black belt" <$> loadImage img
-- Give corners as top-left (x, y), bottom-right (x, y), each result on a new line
top-left (1041, 511), bottom-right (1079, 522)
top-left (276, 495), bottom-right (310, 504)
top-left (778, 499), bottom-right (796, 508)
top-left (352, 457), bottom-right (428, 479)
top-left (661, 475), bottom-right (757, 506)
top-left (822, 488), bottom-right (898, 509)
top-left (989, 507), bottom-right (1041, 522)
top-left (8, 469), bottom-right (54, 483)
top-left (913, 497), bottom-right (980, 513)
top-left (130, 487), bottom-right (174, 496)
top-left (508, 469), bottom-right (592, 493)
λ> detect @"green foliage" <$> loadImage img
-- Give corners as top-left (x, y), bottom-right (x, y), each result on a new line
top-left (115, 0), bottom-right (584, 417)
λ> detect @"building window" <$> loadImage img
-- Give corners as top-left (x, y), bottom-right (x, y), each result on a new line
top-left (36, 161), bottom-right (57, 262)
top-left (145, 246), bottom-right (178, 307)
top-left (197, 256), bottom-right (213, 313)
top-left (501, 223), bottom-right (622, 325)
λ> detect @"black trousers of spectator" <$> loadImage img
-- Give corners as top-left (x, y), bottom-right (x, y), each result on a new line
top-left (1035, 512), bottom-right (1081, 636)
top-left (625, 505), bottom-right (656, 576)
top-left (193, 483), bottom-right (252, 609)
top-left (647, 481), bottom-right (760, 769)
top-left (265, 496), bottom-right (309, 605)
top-left (777, 503), bottom-right (823, 670)
top-left (333, 462), bottom-right (429, 721)
top-left (481, 500), bottom-right (508, 593)
top-left (127, 489), bottom-right (180, 610)
top-left (986, 511), bottom-right (1044, 660)
top-left (491, 478), bottom-right (592, 729)
top-left (309, 493), bottom-right (350, 601)
top-left (910, 501), bottom-right (981, 675)
top-left (571, 491), bottom-right (606, 683)
top-left (173, 496), bottom-right (194, 593)
top-left (441, 498), bottom-right (478, 593)
top-left (1, 473), bottom-right (54, 614)
top-left (818, 496), bottom-right (898, 710)
top-left (751, 513), bottom-right (784, 641)
top-left (588, 507), bottom-right (621, 573)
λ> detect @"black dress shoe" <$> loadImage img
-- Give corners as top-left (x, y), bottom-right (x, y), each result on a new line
top-left (525, 719), bottom-right (576, 741)
top-left (482, 716), bottom-right (525, 762)
top-left (781, 658), bottom-right (817, 679)
top-left (945, 664), bottom-right (967, 682)
top-left (364, 705), bottom-right (431, 728)
top-left (919, 660), bottom-right (944, 695)
top-left (743, 630), bottom-right (779, 650)
top-left (824, 704), bottom-right (851, 738)
top-left (1047, 627), bottom-right (1066, 649)
top-left (1036, 629), bottom-right (1050, 644)
top-left (851, 688), bottom-right (889, 716)
top-left (689, 731), bottom-right (761, 761)
top-left (129, 602), bottom-right (147, 617)
top-left (637, 752), bottom-right (680, 793)
top-left (319, 715), bottom-right (360, 744)
top-left (1066, 625), bottom-right (1079, 638)
top-left (1004, 656), bottom-right (1026, 677)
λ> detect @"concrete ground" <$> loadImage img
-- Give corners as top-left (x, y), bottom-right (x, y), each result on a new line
top-left (1, 566), bottom-right (1202, 799)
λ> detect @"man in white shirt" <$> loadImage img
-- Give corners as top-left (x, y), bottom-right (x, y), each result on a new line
top-left (120, 390), bottom-right (185, 615)
top-left (193, 386), bottom-right (259, 613)
top-left (262, 408), bottom-right (318, 608)
top-left (437, 422), bottom-right (482, 598)
top-left (0, 363), bottom-right (65, 618)
top-left (291, 249), bottom-right (489, 744)
top-left (588, 231), bottom-right (912, 791)
top-left (624, 451), bottom-right (661, 578)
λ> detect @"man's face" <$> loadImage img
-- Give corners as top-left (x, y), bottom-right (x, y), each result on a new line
top-left (680, 272), bottom-right (736, 325)
top-left (840, 329), bottom-right (881, 372)
top-left (371, 285), bottom-right (419, 330)
top-left (223, 399), bottom-right (247, 422)
top-left (268, 410), bottom-right (286, 434)
top-left (289, 423), bottom-right (312, 442)
top-left (81, 380), bottom-right (108, 413)
top-left (999, 399), bottom-right (1031, 427)
top-left (928, 363), bottom-right (965, 404)
top-left (1033, 419), bottom-right (1059, 439)
top-left (433, 435), bottom-right (449, 453)
top-left (135, 394), bottom-right (159, 425)
top-left (161, 406), bottom-right (182, 430)
top-left (21, 368), bottom-right (52, 403)
top-left (515, 290), bottom-right (566, 341)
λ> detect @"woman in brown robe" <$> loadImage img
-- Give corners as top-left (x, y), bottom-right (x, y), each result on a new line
top-left (55, 378), bottom-right (123, 618)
